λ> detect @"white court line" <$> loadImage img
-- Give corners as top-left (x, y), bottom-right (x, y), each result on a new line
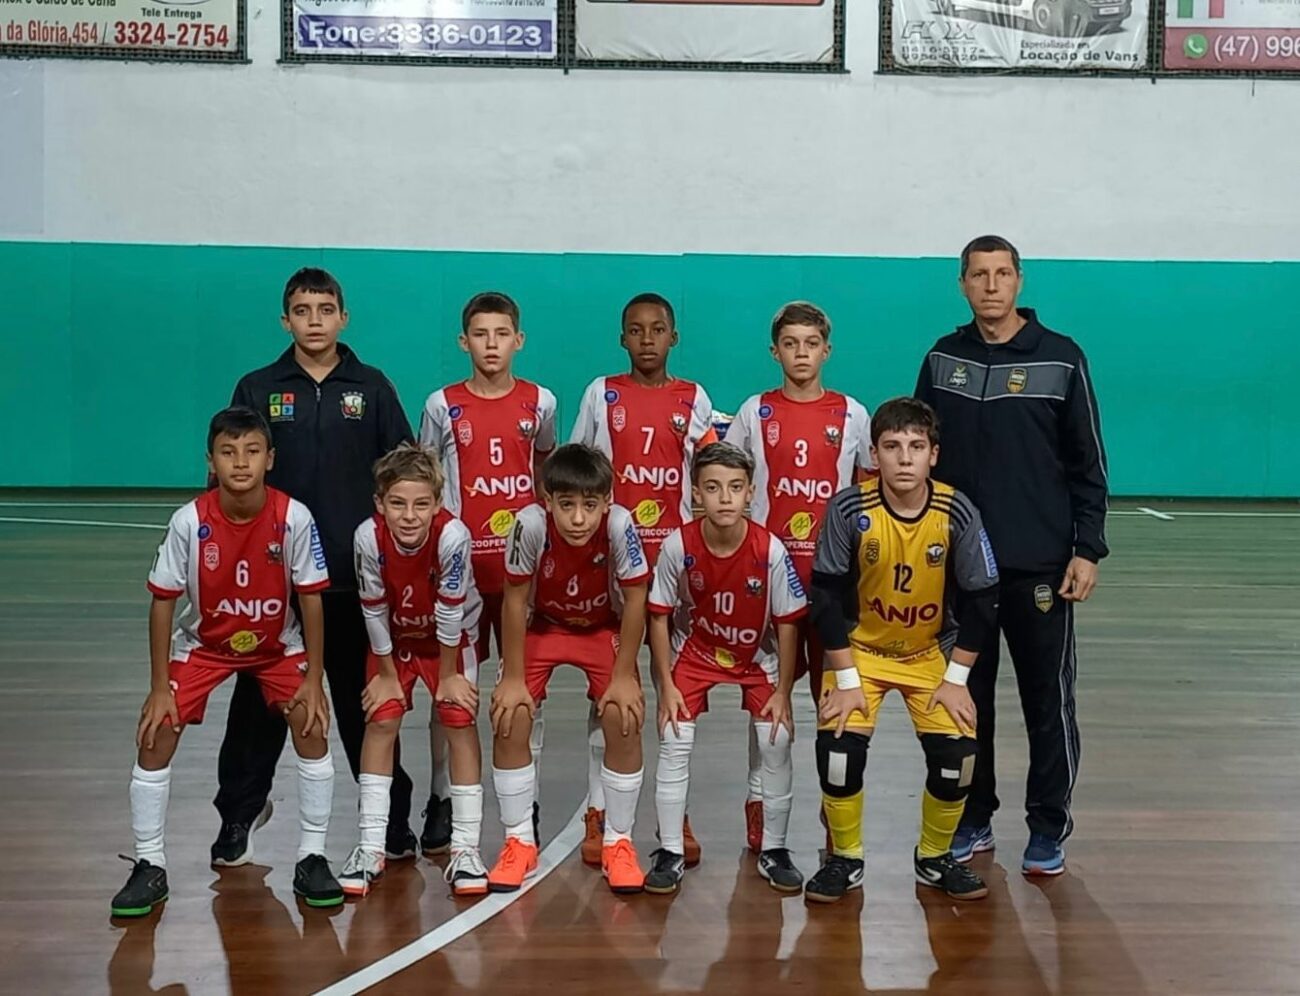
top-left (1137, 507), bottom-right (1176, 521)
top-left (0, 516), bottom-right (166, 530)
top-left (314, 803), bottom-right (587, 996)
top-left (0, 501), bottom-right (178, 508)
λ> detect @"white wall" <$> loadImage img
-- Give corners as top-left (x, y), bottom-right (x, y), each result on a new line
top-left (1, 6), bottom-right (1296, 260)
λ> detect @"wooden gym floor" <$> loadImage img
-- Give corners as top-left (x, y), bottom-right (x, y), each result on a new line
top-left (1, 494), bottom-right (1297, 996)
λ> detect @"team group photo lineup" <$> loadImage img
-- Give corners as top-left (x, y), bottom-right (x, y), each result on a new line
top-left (111, 233), bottom-right (1111, 922)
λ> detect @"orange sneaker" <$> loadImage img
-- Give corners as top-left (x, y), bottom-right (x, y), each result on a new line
top-left (602, 838), bottom-right (645, 894)
top-left (683, 815), bottom-right (702, 867)
top-left (745, 799), bottom-right (763, 854)
top-left (580, 807), bottom-right (605, 868)
top-left (487, 837), bottom-right (538, 893)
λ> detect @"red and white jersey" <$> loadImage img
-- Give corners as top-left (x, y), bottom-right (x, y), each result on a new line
top-left (724, 389), bottom-right (873, 582)
top-left (418, 379), bottom-right (558, 594)
top-left (570, 375), bottom-right (715, 562)
top-left (649, 520), bottom-right (807, 681)
top-left (354, 508), bottom-right (482, 657)
top-left (504, 503), bottom-right (650, 630)
top-left (147, 488), bottom-right (330, 665)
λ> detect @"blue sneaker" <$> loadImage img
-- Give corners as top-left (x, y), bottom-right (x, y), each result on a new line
top-left (951, 825), bottom-right (995, 864)
top-left (1022, 833), bottom-right (1066, 876)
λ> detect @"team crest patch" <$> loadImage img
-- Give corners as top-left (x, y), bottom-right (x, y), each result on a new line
top-left (1034, 584), bottom-right (1053, 613)
top-left (266, 542), bottom-right (284, 565)
top-left (745, 576), bottom-right (764, 596)
top-left (457, 420), bottom-right (474, 446)
top-left (689, 571), bottom-right (706, 592)
top-left (203, 542), bottom-right (220, 571)
top-left (543, 557), bottom-right (555, 578)
top-left (518, 418), bottom-right (536, 438)
top-left (670, 412), bottom-right (688, 435)
top-left (925, 542), bottom-right (946, 568)
top-left (766, 421), bottom-right (781, 446)
top-left (612, 406), bottom-right (627, 432)
top-left (268, 392), bottom-right (296, 423)
top-left (948, 364), bottom-right (969, 388)
top-left (1008, 368), bottom-right (1028, 394)
top-left (865, 537), bottom-right (880, 565)
top-left (340, 391), bottom-right (365, 419)
top-left (824, 425), bottom-right (842, 446)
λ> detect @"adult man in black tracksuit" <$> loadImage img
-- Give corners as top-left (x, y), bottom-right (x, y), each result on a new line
top-left (210, 267), bottom-right (420, 865)
top-left (915, 236), bottom-right (1108, 876)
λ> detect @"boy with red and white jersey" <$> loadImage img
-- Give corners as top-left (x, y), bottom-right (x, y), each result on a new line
top-left (645, 443), bottom-right (807, 896)
top-left (724, 301), bottom-right (874, 851)
top-left (417, 291), bottom-right (557, 854)
top-left (337, 444), bottom-right (488, 898)
top-left (112, 407), bottom-right (341, 918)
top-left (487, 444), bottom-right (652, 895)
top-left (568, 292), bottom-right (715, 864)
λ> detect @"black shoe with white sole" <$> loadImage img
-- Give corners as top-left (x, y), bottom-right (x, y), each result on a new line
top-left (757, 848), bottom-right (804, 893)
top-left (210, 800), bottom-right (273, 868)
top-left (804, 854), bottom-right (864, 904)
top-left (914, 849), bottom-right (989, 900)
top-left (643, 848), bottom-right (686, 895)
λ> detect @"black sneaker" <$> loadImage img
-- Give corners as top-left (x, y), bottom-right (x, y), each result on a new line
top-left (210, 800), bottom-right (273, 868)
top-left (420, 797), bottom-right (452, 855)
top-left (294, 854), bottom-right (344, 908)
top-left (111, 857), bottom-right (168, 917)
top-left (757, 848), bottom-right (804, 893)
top-left (914, 849), bottom-right (989, 900)
top-left (804, 854), bottom-right (865, 904)
top-left (643, 848), bottom-right (686, 895)
top-left (386, 825), bottom-right (418, 861)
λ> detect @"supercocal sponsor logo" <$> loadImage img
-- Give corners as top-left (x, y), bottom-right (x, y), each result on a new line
top-left (774, 477), bottom-right (835, 501)
top-left (215, 597), bottom-right (283, 623)
top-left (469, 474), bottom-right (533, 500)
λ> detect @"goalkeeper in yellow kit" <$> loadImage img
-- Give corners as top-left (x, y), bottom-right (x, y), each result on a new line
top-left (805, 397), bottom-right (999, 903)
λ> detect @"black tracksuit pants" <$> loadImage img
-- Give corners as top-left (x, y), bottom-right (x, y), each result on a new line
top-left (213, 590), bottom-right (415, 832)
top-left (959, 569), bottom-right (1080, 842)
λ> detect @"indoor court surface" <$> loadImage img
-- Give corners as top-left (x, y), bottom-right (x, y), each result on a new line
top-left (2, 492), bottom-right (1298, 996)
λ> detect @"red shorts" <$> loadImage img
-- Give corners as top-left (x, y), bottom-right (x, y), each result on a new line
top-left (474, 590), bottom-right (504, 664)
top-left (524, 622), bottom-right (626, 704)
top-left (169, 650), bottom-right (308, 726)
top-left (366, 638), bottom-right (479, 727)
top-left (670, 653), bottom-right (775, 718)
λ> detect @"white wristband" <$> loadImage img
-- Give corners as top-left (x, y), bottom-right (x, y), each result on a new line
top-left (834, 667), bottom-right (863, 691)
top-left (944, 662), bottom-right (972, 687)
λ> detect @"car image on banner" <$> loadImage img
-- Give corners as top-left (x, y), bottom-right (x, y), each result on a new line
top-left (891, 0), bottom-right (1147, 69)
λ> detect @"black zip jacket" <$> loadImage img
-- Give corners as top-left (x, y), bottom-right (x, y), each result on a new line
top-left (231, 344), bottom-right (413, 591)
top-left (914, 308), bottom-right (1109, 574)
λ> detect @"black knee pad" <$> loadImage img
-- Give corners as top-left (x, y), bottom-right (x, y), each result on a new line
top-left (920, 734), bottom-right (978, 802)
top-left (816, 729), bottom-right (870, 798)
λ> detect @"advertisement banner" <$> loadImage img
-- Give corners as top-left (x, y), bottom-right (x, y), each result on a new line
top-left (1165, 0), bottom-right (1300, 70)
top-left (575, 0), bottom-right (838, 65)
top-left (1, 0), bottom-right (240, 58)
top-left (890, 0), bottom-right (1148, 70)
top-left (291, 0), bottom-right (556, 59)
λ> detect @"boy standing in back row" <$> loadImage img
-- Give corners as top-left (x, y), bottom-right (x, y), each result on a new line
top-left (419, 292), bottom-right (557, 852)
top-left (570, 293), bottom-right (716, 866)
top-left (724, 301), bottom-right (874, 851)
top-left (214, 268), bottom-right (418, 866)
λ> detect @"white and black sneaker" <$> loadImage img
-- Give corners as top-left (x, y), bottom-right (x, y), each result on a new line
top-left (643, 848), bottom-right (686, 895)
top-left (757, 848), bottom-right (804, 893)
top-left (914, 849), bottom-right (989, 900)
top-left (444, 847), bottom-right (489, 897)
top-left (210, 800), bottom-right (273, 868)
top-left (338, 846), bottom-right (385, 898)
top-left (804, 854), bottom-right (865, 904)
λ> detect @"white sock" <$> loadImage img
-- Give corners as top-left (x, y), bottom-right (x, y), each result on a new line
top-left (493, 764), bottom-right (536, 845)
top-left (655, 722), bottom-right (694, 856)
top-left (746, 717), bottom-right (764, 803)
top-left (529, 706), bottom-right (545, 799)
top-left (297, 752), bottom-right (335, 861)
top-left (358, 772), bottom-right (392, 855)
top-left (601, 765), bottom-right (643, 845)
top-left (450, 783), bottom-right (483, 851)
top-left (588, 705), bottom-right (606, 810)
top-left (430, 719), bottom-right (452, 800)
top-left (755, 722), bottom-right (794, 851)
top-left (130, 763), bottom-right (170, 868)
